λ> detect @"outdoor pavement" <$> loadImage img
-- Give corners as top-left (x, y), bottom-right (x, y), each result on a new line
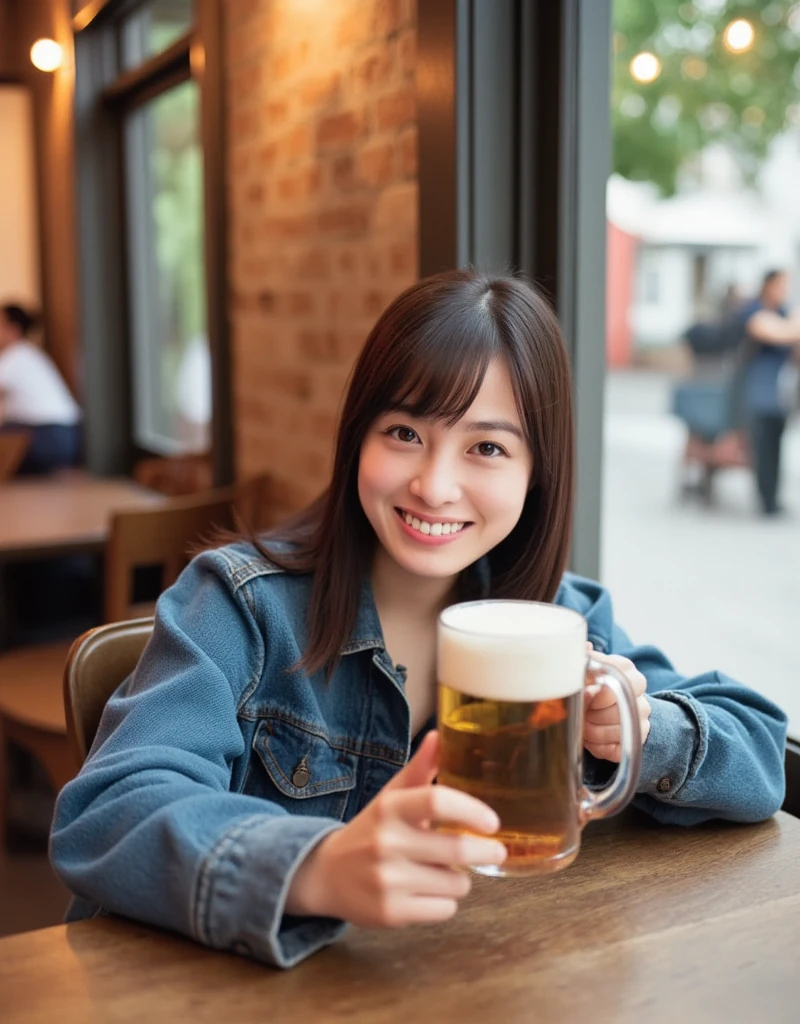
top-left (601, 369), bottom-right (800, 737)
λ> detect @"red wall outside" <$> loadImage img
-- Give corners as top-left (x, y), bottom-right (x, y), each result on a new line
top-left (606, 220), bottom-right (637, 368)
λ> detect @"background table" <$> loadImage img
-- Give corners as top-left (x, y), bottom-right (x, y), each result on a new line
top-left (0, 473), bottom-right (163, 562)
top-left (1, 808), bottom-right (798, 1023)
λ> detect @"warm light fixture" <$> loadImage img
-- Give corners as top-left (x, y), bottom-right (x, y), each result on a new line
top-left (723, 19), bottom-right (755, 53)
top-left (30, 38), bottom-right (63, 72)
top-left (630, 52), bottom-right (661, 84)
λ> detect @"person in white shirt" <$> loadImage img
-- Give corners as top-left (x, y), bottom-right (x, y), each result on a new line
top-left (0, 303), bottom-right (82, 474)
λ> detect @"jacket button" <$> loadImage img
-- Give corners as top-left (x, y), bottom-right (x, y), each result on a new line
top-left (656, 776), bottom-right (672, 793)
top-left (292, 756), bottom-right (311, 788)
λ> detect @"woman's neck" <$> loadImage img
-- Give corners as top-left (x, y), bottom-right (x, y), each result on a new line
top-left (370, 545), bottom-right (459, 624)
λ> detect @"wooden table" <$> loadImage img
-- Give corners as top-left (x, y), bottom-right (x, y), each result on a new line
top-left (0, 472), bottom-right (163, 562)
top-left (1, 809), bottom-right (798, 1023)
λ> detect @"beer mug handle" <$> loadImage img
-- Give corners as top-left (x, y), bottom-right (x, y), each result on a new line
top-left (578, 658), bottom-right (642, 824)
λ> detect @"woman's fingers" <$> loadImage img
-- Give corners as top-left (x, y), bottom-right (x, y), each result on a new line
top-left (381, 861), bottom-right (474, 899)
top-left (587, 653), bottom-right (647, 698)
top-left (380, 896), bottom-right (462, 927)
top-left (384, 730), bottom-right (440, 792)
top-left (397, 827), bottom-right (508, 868)
top-left (585, 742), bottom-right (621, 763)
top-left (586, 697), bottom-right (651, 732)
top-left (386, 783), bottom-right (500, 835)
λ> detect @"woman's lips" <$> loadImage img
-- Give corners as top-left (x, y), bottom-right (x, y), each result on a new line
top-left (394, 507), bottom-right (470, 546)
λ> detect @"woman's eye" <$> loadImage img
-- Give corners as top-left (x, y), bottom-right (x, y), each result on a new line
top-left (387, 425), bottom-right (420, 444)
top-left (472, 441), bottom-right (507, 458)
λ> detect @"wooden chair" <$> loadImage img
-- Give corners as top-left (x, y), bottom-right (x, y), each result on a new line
top-left (133, 454), bottom-right (213, 496)
top-left (0, 431), bottom-right (31, 480)
top-left (0, 476), bottom-right (269, 843)
top-left (63, 618), bottom-right (154, 766)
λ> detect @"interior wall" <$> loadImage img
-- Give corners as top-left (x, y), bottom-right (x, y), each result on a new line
top-left (0, 86), bottom-right (41, 313)
top-left (225, 0), bottom-right (419, 515)
top-left (5, 0), bottom-right (80, 395)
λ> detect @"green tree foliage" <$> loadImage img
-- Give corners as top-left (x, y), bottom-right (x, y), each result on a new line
top-left (613, 0), bottom-right (800, 194)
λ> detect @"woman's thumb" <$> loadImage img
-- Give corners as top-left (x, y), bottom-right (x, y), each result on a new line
top-left (386, 729), bottom-right (440, 791)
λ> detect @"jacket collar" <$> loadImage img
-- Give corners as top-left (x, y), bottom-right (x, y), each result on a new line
top-left (340, 556), bottom-right (491, 656)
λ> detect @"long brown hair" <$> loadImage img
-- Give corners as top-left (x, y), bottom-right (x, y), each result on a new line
top-left (253, 269), bottom-right (575, 676)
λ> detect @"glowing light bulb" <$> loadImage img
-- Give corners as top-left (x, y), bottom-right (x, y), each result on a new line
top-left (30, 38), bottom-right (63, 72)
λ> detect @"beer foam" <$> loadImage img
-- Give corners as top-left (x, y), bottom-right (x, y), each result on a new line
top-left (438, 601), bottom-right (586, 702)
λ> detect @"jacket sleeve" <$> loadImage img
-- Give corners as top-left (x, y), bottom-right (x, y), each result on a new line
top-left (49, 550), bottom-right (345, 968)
top-left (604, 624), bottom-right (787, 825)
top-left (566, 575), bottom-right (788, 825)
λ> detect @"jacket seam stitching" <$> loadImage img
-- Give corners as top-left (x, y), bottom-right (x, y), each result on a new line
top-left (194, 814), bottom-right (266, 946)
top-left (652, 690), bottom-right (708, 796)
top-left (246, 712), bottom-right (406, 765)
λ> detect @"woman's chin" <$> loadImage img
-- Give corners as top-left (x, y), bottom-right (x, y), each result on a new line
top-left (381, 539), bottom-right (475, 580)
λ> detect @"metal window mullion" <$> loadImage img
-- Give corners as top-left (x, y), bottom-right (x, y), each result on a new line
top-left (558, 0), bottom-right (612, 581)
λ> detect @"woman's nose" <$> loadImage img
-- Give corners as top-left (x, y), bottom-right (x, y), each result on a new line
top-left (408, 456), bottom-right (462, 508)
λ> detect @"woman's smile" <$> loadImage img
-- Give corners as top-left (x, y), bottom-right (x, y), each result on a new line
top-left (394, 507), bottom-right (472, 544)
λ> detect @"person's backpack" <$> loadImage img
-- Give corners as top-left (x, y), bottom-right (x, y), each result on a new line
top-left (684, 319), bottom-right (744, 356)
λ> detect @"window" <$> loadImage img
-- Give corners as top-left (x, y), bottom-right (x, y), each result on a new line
top-left (125, 79), bottom-right (210, 453)
top-left (121, 0), bottom-right (194, 69)
top-left (73, 0), bottom-right (222, 468)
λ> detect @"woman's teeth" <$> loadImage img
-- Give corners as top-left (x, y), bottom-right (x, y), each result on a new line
top-left (402, 511), bottom-right (465, 536)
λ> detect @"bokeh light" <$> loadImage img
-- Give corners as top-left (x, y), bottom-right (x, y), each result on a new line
top-left (723, 19), bottom-right (755, 53)
top-left (630, 52), bottom-right (662, 84)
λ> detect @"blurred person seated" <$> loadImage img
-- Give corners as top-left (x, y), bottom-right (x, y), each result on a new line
top-left (0, 303), bottom-right (82, 475)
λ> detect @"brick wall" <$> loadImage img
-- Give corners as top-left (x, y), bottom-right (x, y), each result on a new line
top-left (225, 0), bottom-right (418, 518)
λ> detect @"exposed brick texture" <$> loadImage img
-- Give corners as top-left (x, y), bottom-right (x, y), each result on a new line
top-left (226, 0), bottom-right (419, 519)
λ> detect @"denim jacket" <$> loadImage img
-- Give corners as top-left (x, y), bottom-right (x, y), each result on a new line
top-left (50, 541), bottom-right (788, 969)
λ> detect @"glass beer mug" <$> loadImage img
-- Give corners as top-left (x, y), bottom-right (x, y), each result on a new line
top-left (437, 600), bottom-right (642, 876)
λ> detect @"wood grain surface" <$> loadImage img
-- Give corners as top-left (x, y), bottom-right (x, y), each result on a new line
top-left (1, 809), bottom-right (798, 1023)
top-left (0, 473), bottom-right (162, 561)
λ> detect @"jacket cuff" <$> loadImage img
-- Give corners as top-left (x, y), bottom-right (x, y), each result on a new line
top-left (638, 693), bottom-right (706, 798)
top-left (195, 814), bottom-right (346, 968)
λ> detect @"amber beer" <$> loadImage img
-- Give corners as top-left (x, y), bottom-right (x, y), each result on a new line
top-left (438, 600), bottom-right (641, 877)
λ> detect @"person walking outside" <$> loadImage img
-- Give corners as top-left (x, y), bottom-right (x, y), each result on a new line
top-left (740, 270), bottom-right (800, 516)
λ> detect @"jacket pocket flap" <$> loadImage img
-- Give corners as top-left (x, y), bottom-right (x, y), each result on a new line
top-left (254, 717), bottom-right (356, 799)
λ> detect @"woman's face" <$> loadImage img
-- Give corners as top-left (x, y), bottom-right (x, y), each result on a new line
top-left (358, 359), bottom-right (533, 583)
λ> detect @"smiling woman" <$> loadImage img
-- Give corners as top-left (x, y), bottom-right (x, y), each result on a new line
top-left (51, 269), bottom-right (788, 971)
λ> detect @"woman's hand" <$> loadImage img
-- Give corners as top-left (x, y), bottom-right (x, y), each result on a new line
top-left (285, 730), bottom-right (506, 927)
top-left (584, 648), bottom-right (651, 763)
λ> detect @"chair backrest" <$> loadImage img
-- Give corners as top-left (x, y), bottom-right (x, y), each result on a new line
top-left (63, 475), bottom-right (272, 764)
top-left (103, 475), bottom-right (269, 622)
top-left (64, 618), bottom-right (154, 765)
top-left (0, 430), bottom-right (31, 480)
top-left (133, 454), bottom-right (213, 496)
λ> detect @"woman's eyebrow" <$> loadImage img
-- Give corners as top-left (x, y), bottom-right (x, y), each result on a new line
top-left (384, 408), bottom-right (524, 441)
top-left (462, 419), bottom-right (525, 440)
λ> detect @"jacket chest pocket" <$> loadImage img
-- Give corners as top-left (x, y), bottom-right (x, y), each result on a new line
top-left (247, 716), bottom-right (357, 821)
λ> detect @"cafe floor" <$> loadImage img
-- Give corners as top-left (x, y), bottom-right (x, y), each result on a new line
top-left (0, 759), bottom-right (70, 938)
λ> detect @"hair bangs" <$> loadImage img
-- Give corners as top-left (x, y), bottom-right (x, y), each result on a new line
top-left (386, 312), bottom-right (500, 426)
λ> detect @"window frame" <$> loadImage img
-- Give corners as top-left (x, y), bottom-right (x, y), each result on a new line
top-left (72, 0), bottom-right (232, 482)
top-left (418, 0), bottom-right (611, 579)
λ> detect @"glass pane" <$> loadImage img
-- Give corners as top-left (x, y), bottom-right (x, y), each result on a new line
top-left (124, 79), bottom-right (210, 455)
top-left (605, 1), bottom-right (800, 738)
top-left (121, 0), bottom-right (194, 70)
